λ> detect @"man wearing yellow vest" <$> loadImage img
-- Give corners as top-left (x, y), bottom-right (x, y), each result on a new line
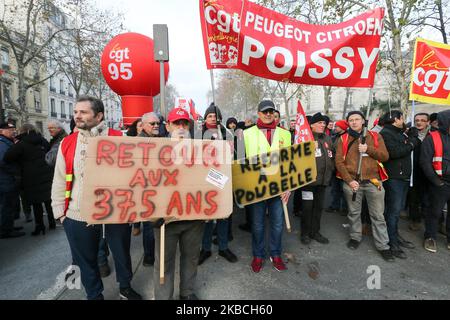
top-left (420, 110), bottom-right (450, 253)
top-left (243, 100), bottom-right (291, 273)
top-left (51, 96), bottom-right (142, 300)
top-left (335, 111), bottom-right (394, 262)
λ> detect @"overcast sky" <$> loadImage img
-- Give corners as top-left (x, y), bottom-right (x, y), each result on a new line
top-left (95, 0), bottom-right (212, 115)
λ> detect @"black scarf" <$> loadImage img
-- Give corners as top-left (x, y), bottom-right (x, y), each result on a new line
top-left (348, 128), bottom-right (362, 139)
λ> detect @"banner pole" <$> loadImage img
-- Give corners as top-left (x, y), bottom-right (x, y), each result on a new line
top-left (159, 224), bottom-right (165, 285)
top-left (410, 100), bottom-right (416, 187)
top-left (210, 69), bottom-right (216, 104)
top-left (282, 200), bottom-right (291, 233)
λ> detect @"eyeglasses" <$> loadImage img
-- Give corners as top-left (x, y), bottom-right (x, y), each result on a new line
top-left (261, 109), bottom-right (275, 115)
top-left (146, 121), bottom-right (160, 126)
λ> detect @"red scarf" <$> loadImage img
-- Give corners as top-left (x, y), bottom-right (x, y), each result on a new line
top-left (205, 122), bottom-right (218, 130)
top-left (257, 119), bottom-right (277, 145)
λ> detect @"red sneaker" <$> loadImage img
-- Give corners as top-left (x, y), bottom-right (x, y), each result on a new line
top-left (270, 256), bottom-right (287, 272)
top-left (251, 257), bottom-right (264, 273)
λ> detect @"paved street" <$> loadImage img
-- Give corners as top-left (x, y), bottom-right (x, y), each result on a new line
top-left (1, 200), bottom-right (449, 300)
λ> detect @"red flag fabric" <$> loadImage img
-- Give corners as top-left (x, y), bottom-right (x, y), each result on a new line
top-left (294, 100), bottom-right (314, 144)
top-left (200, 0), bottom-right (384, 88)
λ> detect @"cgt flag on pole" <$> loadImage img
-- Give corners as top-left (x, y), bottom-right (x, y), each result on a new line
top-left (294, 100), bottom-right (314, 144)
top-left (409, 38), bottom-right (450, 105)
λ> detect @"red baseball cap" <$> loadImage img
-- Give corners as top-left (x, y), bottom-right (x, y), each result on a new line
top-left (167, 108), bottom-right (190, 122)
top-left (335, 120), bottom-right (348, 131)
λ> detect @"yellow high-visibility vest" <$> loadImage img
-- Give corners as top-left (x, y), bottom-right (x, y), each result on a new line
top-left (244, 125), bottom-right (292, 158)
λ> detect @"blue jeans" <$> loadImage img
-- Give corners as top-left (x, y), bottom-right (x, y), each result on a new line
top-left (63, 218), bottom-right (133, 300)
top-left (384, 179), bottom-right (409, 246)
top-left (97, 238), bottom-right (108, 267)
top-left (142, 222), bottom-right (155, 259)
top-left (202, 219), bottom-right (228, 251)
top-left (248, 197), bottom-right (284, 258)
top-left (330, 177), bottom-right (347, 211)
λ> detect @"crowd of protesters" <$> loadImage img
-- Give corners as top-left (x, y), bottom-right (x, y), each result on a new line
top-left (0, 95), bottom-right (449, 300)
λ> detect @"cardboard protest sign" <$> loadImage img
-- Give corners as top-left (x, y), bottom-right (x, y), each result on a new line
top-left (80, 136), bottom-right (233, 224)
top-left (200, 0), bottom-right (384, 88)
top-left (409, 38), bottom-right (450, 105)
top-left (232, 142), bottom-right (317, 207)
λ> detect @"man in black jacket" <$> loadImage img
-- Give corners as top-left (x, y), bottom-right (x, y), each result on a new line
top-left (407, 113), bottom-right (430, 231)
top-left (380, 110), bottom-right (419, 259)
top-left (420, 110), bottom-right (450, 253)
top-left (298, 112), bottom-right (335, 245)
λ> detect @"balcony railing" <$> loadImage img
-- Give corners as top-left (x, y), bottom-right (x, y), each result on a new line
top-left (61, 114), bottom-right (66, 119)
top-left (50, 87), bottom-right (56, 92)
top-left (51, 112), bottom-right (57, 118)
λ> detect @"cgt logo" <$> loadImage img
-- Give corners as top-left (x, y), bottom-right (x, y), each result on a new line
top-left (412, 46), bottom-right (450, 96)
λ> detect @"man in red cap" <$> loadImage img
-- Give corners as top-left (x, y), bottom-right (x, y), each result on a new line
top-left (153, 108), bottom-right (204, 300)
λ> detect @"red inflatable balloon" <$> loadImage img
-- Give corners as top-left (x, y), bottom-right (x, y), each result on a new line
top-left (101, 32), bottom-right (169, 126)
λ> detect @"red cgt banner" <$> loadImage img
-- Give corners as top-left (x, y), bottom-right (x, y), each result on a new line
top-left (200, 0), bottom-right (384, 88)
top-left (409, 38), bottom-right (450, 105)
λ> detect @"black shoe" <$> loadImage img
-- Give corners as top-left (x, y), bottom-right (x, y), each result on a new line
top-left (390, 245), bottom-right (407, 259)
top-left (198, 250), bottom-right (212, 265)
top-left (219, 249), bottom-right (238, 263)
top-left (31, 225), bottom-right (45, 236)
top-left (301, 235), bottom-right (311, 245)
top-left (238, 224), bottom-right (251, 233)
top-left (143, 255), bottom-right (154, 267)
top-left (347, 239), bottom-right (360, 250)
top-left (0, 230), bottom-right (26, 239)
top-left (119, 287), bottom-right (142, 300)
top-left (180, 294), bottom-right (199, 300)
top-left (99, 263), bottom-right (111, 278)
top-left (379, 249), bottom-right (395, 262)
top-left (397, 234), bottom-right (415, 249)
top-left (312, 233), bottom-right (329, 244)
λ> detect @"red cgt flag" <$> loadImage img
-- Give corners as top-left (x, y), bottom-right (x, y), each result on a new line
top-left (294, 100), bottom-right (314, 144)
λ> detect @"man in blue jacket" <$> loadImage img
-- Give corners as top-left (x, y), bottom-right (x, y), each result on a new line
top-left (0, 122), bottom-right (25, 238)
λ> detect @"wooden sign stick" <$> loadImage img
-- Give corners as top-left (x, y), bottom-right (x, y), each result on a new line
top-left (160, 224), bottom-right (165, 285)
top-left (282, 200), bottom-right (291, 233)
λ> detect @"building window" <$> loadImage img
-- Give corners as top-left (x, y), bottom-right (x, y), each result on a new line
top-left (327, 94), bottom-right (332, 109)
top-left (69, 103), bottom-right (73, 116)
top-left (68, 85), bottom-right (73, 97)
top-left (50, 98), bottom-right (56, 117)
top-left (1, 47), bottom-right (9, 69)
top-left (61, 101), bottom-right (66, 118)
top-left (35, 121), bottom-right (44, 134)
top-left (60, 79), bottom-right (65, 95)
top-left (348, 92), bottom-right (353, 107)
top-left (34, 91), bottom-right (41, 113)
top-left (50, 77), bottom-right (56, 92)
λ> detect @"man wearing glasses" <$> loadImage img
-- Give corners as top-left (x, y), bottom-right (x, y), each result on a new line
top-left (243, 100), bottom-right (292, 273)
top-left (408, 113), bottom-right (430, 232)
top-left (140, 112), bottom-right (161, 138)
top-left (134, 112), bottom-right (162, 268)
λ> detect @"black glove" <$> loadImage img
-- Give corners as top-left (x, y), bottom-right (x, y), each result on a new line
top-left (408, 136), bottom-right (420, 149)
top-left (407, 127), bottom-right (419, 139)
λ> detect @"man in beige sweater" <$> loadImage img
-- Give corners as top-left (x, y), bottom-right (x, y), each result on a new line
top-left (52, 96), bottom-right (142, 300)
